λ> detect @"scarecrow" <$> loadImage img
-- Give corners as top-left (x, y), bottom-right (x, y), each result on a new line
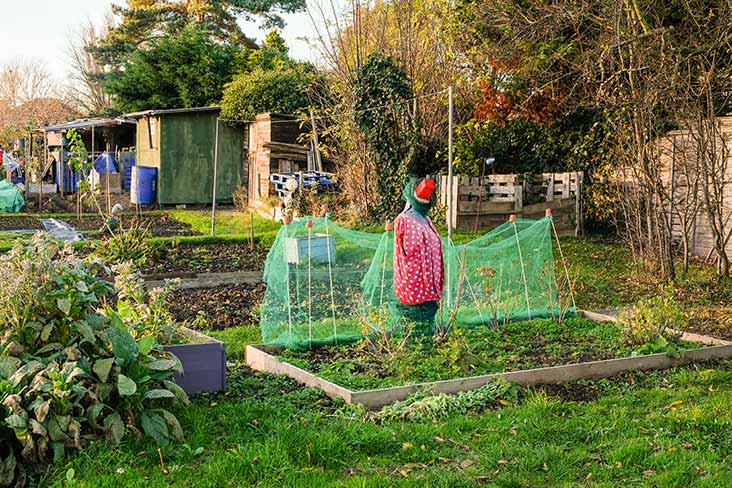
top-left (392, 176), bottom-right (444, 336)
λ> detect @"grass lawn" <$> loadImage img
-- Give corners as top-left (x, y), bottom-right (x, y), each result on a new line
top-left (9, 217), bottom-right (732, 487)
top-left (48, 360), bottom-right (732, 487)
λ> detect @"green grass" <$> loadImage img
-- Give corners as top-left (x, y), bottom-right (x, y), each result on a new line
top-left (170, 210), bottom-right (281, 246)
top-left (48, 360), bottom-right (732, 487)
top-left (206, 325), bottom-right (261, 361)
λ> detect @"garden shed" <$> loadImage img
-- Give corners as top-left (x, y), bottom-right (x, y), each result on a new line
top-left (126, 106), bottom-right (244, 205)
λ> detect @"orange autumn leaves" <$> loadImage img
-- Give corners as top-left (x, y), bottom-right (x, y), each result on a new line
top-left (473, 58), bottom-right (561, 125)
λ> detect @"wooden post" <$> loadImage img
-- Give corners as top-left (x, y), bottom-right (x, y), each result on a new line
top-left (546, 173), bottom-right (555, 201)
top-left (576, 171), bottom-right (584, 237)
top-left (309, 110), bottom-right (323, 172)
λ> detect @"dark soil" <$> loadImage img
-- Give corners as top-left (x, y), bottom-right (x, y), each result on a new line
top-left (140, 242), bottom-right (267, 275)
top-left (168, 283), bottom-right (265, 330)
top-left (683, 310), bottom-right (732, 340)
top-left (0, 216), bottom-right (44, 231)
top-left (68, 213), bottom-right (201, 237)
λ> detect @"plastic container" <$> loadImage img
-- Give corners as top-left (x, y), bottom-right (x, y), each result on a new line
top-left (131, 166), bottom-right (157, 205)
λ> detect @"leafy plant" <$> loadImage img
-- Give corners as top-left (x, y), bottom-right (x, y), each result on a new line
top-left (110, 263), bottom-right (180, 345)
top-left (0, 235), bottom-right (187, 486)
top-left (93, 223), bottom-right (157, 267)
top-left (618, 287), bottom-right (686, 347)
top-left (373, 378), bottom-right (517, 422)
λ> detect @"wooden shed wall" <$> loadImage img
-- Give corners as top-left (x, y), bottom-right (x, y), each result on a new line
top-left (135, 117), bottom-right (161, 168)
top-left (658, 117), bottom-right (732, 259)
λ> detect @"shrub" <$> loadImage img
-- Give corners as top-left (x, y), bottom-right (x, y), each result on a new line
top-left (618, 287), bottom-right (686, 347)
top-left (221, 64), bottom-right (317, 121)
top-left (0, 235), bottom-right (187, 485)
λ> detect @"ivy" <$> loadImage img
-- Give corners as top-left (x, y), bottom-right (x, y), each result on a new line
top-left (354, 54), bottom-right (421, 220)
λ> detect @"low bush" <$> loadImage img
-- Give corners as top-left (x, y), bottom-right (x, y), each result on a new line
top-left (618, 287), bottom-right (686, 347)
top-left (0, 235), bottom-right (187, 486)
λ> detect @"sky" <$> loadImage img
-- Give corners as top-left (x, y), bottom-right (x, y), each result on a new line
top-left (0, 0), bottom-right (330, 84)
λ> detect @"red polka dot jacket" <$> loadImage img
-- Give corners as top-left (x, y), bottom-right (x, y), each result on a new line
top-left (393, 210), bottom-right (444, 305)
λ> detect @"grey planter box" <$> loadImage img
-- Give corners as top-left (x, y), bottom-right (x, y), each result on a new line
top-left (285, 234), bottom-right (336, 264)
top-left (164, 328), bottom-right (226, 395)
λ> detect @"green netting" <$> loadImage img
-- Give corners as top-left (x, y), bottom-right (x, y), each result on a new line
top-left (0, 180), bottom-right (24, 213)
top-left (260, 216), bottom-right (573, 350)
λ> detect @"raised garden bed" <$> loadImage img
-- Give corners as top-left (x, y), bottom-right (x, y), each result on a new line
top-left (168, 282), bottom-right (266, 330)
top-left (164, 327), bottom-right (227, 394)
top-left (140, 241), bottom-right (267, 275)
top-left (246, 311), bottom-right (732, 409)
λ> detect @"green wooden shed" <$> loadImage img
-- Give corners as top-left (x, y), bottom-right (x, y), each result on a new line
top-left (126, 107), bottom-right (243, 205)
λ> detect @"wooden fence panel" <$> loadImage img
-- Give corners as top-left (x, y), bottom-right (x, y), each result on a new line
top-left (440, 172), bottom-right (583, 235)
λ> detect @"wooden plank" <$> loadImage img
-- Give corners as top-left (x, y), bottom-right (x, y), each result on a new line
top-left (145, 270), bottom-right (263, 289)
top-left (246, 345), bottom-right (353, 402)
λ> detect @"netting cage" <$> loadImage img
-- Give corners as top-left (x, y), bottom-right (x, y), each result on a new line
top-left (260, 215), bottom-right (573, 351)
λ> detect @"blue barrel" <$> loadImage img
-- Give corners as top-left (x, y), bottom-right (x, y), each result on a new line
top-left (123, 159), bottom-right (135, 191)
top-left (131, 166), bottom-right (157, 205)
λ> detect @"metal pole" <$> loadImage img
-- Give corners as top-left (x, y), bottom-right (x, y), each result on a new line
top-left (210, 117), bottom-right (220, 236)
top-left (447, 86), bottom-right (454, 309)
top-left (447, 86), bottom-right (454, 241)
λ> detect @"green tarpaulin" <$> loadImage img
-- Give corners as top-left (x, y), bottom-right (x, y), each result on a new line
top-left (0, 180), bottom-right (25, 213)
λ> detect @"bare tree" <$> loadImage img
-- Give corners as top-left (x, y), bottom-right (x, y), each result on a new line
top-left (0, 60), bottom-right (55, 107)
top-left (66, 15), bottom-right (115, 116)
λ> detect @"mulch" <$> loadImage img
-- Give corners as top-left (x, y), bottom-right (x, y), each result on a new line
top-left (168, 283), bottom-right (266, 330)
top-left (140, 242), bottom-right (268, 275)
top-left (0, 216), bottom-right (44, 231)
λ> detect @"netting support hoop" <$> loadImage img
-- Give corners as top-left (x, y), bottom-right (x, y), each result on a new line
top-left (284, 224), bottom-right (294, 344)
top-left (512, 221), bottom-right (532, 320)
top-left (379, 230), bottom-right (389, 307)
top-left (307, 226), bottom-right (313, 348)
top-left (550, 217), bottom-right (577, 310)
top-left (324, 215), bottom-right (338, 345)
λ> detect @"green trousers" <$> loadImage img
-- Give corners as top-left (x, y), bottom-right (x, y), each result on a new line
top-left (394, 300), bottom-right (439, 337)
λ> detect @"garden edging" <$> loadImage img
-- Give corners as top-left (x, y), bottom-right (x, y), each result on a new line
top-left (245, 310), bottom-right (732, 409)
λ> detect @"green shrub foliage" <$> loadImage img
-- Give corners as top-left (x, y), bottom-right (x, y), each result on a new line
top-left (354, 53), bottom-right (421, 220)
top-left (0, 236), bottom-right (187, 485)
top-left (221, 65), bottom-right (316, 121)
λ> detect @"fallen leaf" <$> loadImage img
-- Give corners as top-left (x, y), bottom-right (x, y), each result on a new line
top-left (586, 473), bottom-right (593, 480)
top-left (615, 461), bottom-right (622, 469)
top-left (708, 385), bottom-right (718, 392)
top-left (683, 443), bottom-right (694, 449)
top-left (497, 399), bottom-right (513, 407)
top-left (668, 400), bottom-right (683, 408)
top-left (702, 369), bottom-right (715, 374)
top-left (402, 442), bottom-right (412, 450)
top-left (438, 457), bottom-right (453, 464)
top-left (434, 436), bottom-right (445, 444)
top-left (476, 475), bottom-right (491, 483)
top-left (643, 470), bottom-right (656, 477)
top-left (542, 463), bottom-right (549, 472)
top-left (497, 460), bottom-right (508, 466)
top-left (460, 460), bottom-right (474, 469)
top-left (400, 469), bottom-right (409, 478)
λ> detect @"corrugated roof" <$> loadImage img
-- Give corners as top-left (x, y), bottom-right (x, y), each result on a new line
top-left (124, 106), bottom-right (221, 118)
top-left (44, 117), bottom-right (136, 132)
